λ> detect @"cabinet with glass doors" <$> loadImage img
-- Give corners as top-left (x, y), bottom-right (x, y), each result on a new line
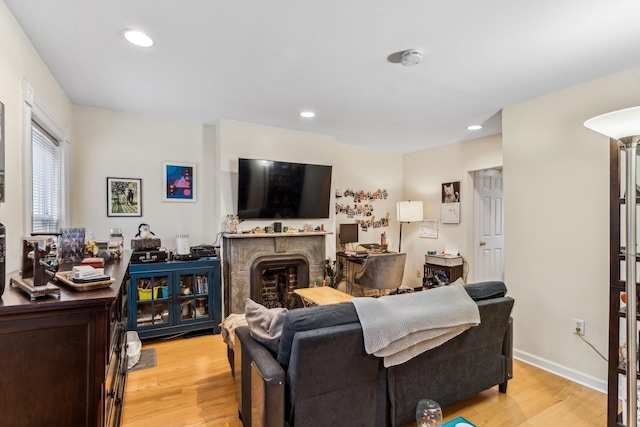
top-left (127, 258), bottom-right (221, 339)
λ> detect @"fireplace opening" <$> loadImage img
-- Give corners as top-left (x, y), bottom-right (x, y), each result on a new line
top-left (251, 257), bottom-right (309, 309)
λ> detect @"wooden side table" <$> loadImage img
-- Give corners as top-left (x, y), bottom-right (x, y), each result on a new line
top-left (423, 255), bottom-right (464, 285)
top-left (294, 286), bottom-right (354, 306)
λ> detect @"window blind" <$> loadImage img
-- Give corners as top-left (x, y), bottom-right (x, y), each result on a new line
top-left (32, 122), bottom-right (61, 233)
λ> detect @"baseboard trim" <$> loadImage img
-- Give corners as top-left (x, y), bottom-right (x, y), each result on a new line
top-left (514, 349), bottom-right (606, 394)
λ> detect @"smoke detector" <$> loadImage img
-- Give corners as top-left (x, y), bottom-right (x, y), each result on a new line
top-left (400, 49), bottom-right (423, 66)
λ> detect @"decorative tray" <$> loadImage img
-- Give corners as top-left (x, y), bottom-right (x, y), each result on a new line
top-left (54, 271), bottom-right (115, 291)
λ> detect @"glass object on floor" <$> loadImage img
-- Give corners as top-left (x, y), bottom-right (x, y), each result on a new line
top-left (416, 399), bottom-right (443, 427)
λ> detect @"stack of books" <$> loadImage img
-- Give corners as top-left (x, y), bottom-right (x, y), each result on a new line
top-left (72, 265), bottom-right (110, 283)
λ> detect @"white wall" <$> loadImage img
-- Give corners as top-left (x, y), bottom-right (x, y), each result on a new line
top-left (332, 142), bottom-right (403, 262)
top-left (71, 106), bottom-right (216, 249)
top-left (216, 119), bottom-right (338, 235)
top-left (215, 119), bottom-right (404, 268)
top-left (503, 66), bottom-right (640, 391)
top-left (402, 135), bottom-right (503, 285)
top-left (0, 2), bottom-right (72, 273)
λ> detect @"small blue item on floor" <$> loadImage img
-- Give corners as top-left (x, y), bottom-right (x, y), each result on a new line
top-left (442, 416), bottom-right (476, 427)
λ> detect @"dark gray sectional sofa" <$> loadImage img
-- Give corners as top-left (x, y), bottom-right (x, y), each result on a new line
top-left (233, 281), bottom-right (514, 427)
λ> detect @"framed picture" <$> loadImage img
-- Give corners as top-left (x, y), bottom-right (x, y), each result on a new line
top-left (58, 227), bottom-right (86, 262)
top-left (419, 220), bottom-right (439, 238)
top-left (442, 181), bottom-right (460, 203)
top-left (107, 177), bottom-right (142, 217)
top-left (163, 162), bottom-right (196, 202)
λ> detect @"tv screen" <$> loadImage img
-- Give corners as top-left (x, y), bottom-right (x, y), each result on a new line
top-left (237, 158), bottom-right (332, 219)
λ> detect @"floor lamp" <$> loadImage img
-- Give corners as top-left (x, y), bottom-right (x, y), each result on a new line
top-left (585, 106), bottom-right (640, 427)
top-left (397, 201), bottom-right (423, 252)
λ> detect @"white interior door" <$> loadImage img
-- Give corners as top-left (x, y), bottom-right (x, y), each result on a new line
top-left (474, 169), bottom-right (504, 281)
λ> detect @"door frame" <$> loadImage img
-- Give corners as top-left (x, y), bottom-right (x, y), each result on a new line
top-left (472, 167), bottom-right (504, 283)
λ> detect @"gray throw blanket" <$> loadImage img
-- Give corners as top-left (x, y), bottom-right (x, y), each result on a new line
top-left (219, 313), bottom-right (248, 349)
top-left (351, 283), bottom-right (480, 367)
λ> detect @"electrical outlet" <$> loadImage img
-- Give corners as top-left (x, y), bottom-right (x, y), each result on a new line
top-left (574, 318), bottom-right (585, 336)
top-left (416, 269), bottom-right (421, 278)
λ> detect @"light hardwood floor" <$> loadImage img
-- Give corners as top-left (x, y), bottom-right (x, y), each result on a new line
top-left (121, 334), bottom-right (607, 427)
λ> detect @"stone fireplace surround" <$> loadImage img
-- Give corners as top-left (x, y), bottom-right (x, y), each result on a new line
top-left (222, 232), bottom-right (329, 314)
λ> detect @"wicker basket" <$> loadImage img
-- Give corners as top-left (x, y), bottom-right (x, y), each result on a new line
top-left (131, 238), bottom-right (161, 251)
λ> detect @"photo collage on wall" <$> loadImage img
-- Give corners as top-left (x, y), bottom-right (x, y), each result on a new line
top-left (335, 188), bottom-right (390, 231)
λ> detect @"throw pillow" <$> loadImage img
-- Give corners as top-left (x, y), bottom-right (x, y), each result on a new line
top-left (244, 298), bottom-right (288, 354)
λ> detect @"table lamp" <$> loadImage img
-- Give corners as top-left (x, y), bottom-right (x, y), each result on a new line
top-left (397, 200), bottom-right (423, 252)
top-left (584, 106), bottom-right (640, 427)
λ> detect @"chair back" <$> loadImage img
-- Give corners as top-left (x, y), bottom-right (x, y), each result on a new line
top-left (354, 252), bottom-right (407, 290)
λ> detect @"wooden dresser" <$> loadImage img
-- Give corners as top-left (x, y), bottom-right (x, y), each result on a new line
top-left (0, 252), bottom-right (130, 427)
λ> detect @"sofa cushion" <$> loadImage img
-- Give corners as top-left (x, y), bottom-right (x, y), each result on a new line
top-left (464, 281), bottom-right (507, 301)
top-left (277, 302), bottom-right (359, 368)
top-left (245, 298), bottom-right (288, 354)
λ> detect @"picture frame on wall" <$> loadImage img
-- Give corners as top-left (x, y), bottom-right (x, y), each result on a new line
top-left (163, 162), bottom-right (196, 202)
top-left (107, 177), bottom-right (142, 217)
top-left (442, 181), bottom-right (460, 203)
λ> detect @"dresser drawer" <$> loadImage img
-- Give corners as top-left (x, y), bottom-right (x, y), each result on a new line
top-left (105, 321), bottom-right (127, 427)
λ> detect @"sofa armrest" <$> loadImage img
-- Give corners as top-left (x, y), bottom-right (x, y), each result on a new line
top-left (236, 326), bottom-right (285, 427)
top-left (500, 317), bottom-right (513, 392)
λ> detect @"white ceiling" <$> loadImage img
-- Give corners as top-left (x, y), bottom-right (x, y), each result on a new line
top-left (5, 0), bottom-right (640, 153)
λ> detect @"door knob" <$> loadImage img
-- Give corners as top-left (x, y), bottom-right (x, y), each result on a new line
top-left (479, 241), bottom-right (487, 246)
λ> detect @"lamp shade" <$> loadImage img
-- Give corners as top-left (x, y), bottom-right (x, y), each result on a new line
top-left (397, 201), bottom-right (423, 222)
top-left (584, 106), bottom-right (640, 139)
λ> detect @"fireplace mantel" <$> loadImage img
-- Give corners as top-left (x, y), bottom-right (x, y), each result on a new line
top-left (222, 232), bottom-right (331, 315)
top-left (222, 231), bottom-right (332, 239)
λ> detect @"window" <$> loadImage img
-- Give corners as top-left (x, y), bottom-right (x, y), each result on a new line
top-left (22, 81), bottom-right (69, 235)
top-left (31, 122), bottom-right (61, 233)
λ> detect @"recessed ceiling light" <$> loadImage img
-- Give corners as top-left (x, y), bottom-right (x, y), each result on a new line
top-left (467, 125), bottom-right (483, 131)
top-left (123, 30), bottom-right (154, 47)
top-left (300, 111), bottom-right (316, 118)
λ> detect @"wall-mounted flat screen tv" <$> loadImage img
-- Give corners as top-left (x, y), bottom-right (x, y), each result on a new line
top-left (237, 158), bottom-right (333, 219)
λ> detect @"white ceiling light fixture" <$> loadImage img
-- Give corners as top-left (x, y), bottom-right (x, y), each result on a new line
top-left (400, 49), bottom-right (423, 66)
top-left (123, 30), bottom-right (154, 47)
top-left (300, 111), bottom-right (315, 118)
top-left (467, 125), bottom-right (483, 131)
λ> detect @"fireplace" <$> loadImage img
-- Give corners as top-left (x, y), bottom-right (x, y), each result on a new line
top-left (222, 233), bottom-right (329, 314)
top-left (252, 256), bottom-right (308, 309)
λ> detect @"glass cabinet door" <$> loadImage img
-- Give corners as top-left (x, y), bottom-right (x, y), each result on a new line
top-left (135, 274), bottom-right (170, 328)
top-left (178, 271), bottom-right (210, 322)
